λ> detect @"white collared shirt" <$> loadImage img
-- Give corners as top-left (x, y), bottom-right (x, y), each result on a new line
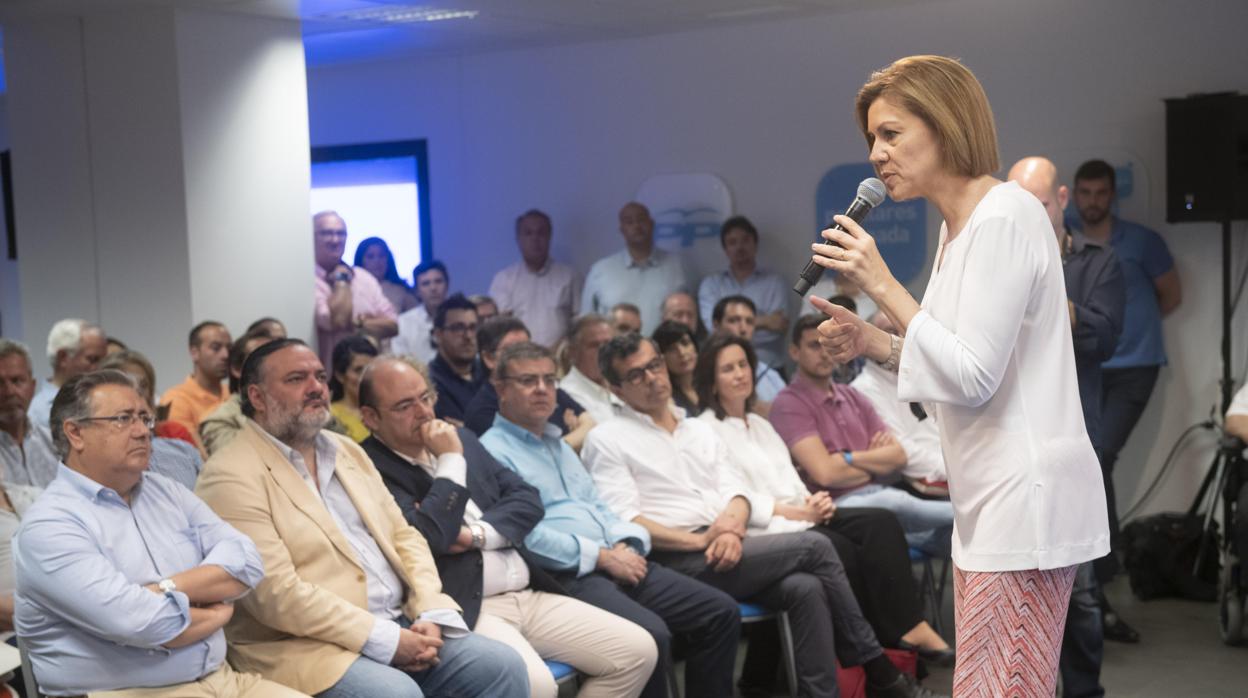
top-left (581, 404), bottom-right (771, 531)
top-left (489, 259), bottom-right (582, 348)
top-left (559, 367), bottom-right (625, 426)
top-left (580, 247), bottom-right (689, 335)
top-left (851, 361), bottom-right (946, 482)
top-left (391, 444), bottom-right (531, 597)
top-left (393, 305), bottom-right (437, 364)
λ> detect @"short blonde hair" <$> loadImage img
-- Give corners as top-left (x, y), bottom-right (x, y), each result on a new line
top-left (855, 55), bottom-right (999, 178)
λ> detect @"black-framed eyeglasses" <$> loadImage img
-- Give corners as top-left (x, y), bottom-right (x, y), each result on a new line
top-left (622, 358), bottom-right (666, 386)
top-left (76, 412), bottom-right (156, 431)
top-left (441, 323), bottom-right (478, 335)
top-left (504, 374), bottom-right (559, 390)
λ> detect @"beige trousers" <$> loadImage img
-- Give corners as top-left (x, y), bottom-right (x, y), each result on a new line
top-left (90, 662), bottom-right (308, 698)
top-left (476, 589), bottom-right (657, 698)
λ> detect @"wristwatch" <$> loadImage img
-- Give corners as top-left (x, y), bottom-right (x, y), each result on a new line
top-left (330, 270), bottom-right (352, 284)
top-left (470, 523), bottom-right (487, 550)
top-left (841, 450), bottom-right (855, 466)
top-left (158, 578), bottom-right (178, 595)
top-left (878, 333), bottom-right (902, 373)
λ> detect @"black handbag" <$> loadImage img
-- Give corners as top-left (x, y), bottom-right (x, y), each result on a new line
top-left (1121, 512), bottom-right (1219, 602)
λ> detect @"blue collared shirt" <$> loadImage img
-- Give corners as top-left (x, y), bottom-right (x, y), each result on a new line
top-left (1085, 217), bottom-right (1173, 369)
top-left (14, 464), bottom-right (264, 695)
top-left (480, 415), bottom-right (650, 576)
top-left (697, 267), bottom-right (790, 366)
top-left (581, 247), bottom-right (689, 335)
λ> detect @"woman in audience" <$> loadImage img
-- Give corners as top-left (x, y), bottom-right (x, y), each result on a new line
top-left (652, 320), bottom-right (700, 414)
top-left (329, 335), bottom-right (379, 442)
top-left (694, 332), bottom-right (954, 663)
top-left (246, 316), bottom-right (288, 340)
top-left (355, 236), bottom-right (417, 313)
top-left (99, 350), bottom-right (203, 489)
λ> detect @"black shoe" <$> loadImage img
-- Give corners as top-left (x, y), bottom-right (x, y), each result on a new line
top-left (865, 672), bottom-right (948, 698)
top-left (897, 640), bottom-right (957, 668)
top-left (1103, 610), bottom-right (1141, 643)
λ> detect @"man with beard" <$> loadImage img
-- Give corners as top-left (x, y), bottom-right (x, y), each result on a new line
top-left (160, 321), bottom-right (233, 442)
top-left (195, 339), bottom-right (528, 697)
top-left (1072, 159), bottom-right (1180, 643)
top-left (0, 339), bottom-right (59, 486)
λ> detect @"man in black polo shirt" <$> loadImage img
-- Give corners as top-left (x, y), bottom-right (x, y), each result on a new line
top-left (1012, 157), bottom-right (1125, 698)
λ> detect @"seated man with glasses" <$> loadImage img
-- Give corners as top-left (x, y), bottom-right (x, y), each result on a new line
top-left (13, 370), bottom-right (302, 698)
top-left (582, 333), bottom-right (940, 698)
top-left (428, 294), bottom-right (488, 426)
top-left (463, 316), bottom-right (592, 451)
top-left (360, 355), bottom-right (657, 698)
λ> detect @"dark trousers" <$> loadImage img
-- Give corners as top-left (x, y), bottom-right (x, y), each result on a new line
top-left (561, 561), bottom-right (740, 698)
top-left (1097, 365), bottom-right (1160, 582)
top-left (653, 530), bottom-right (883, 698)
top-left (740, 510), bottom-right (923, 689)
top-left (1059, 562), bottom-right (1105, 697)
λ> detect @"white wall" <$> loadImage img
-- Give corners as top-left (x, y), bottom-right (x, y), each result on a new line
top-left (175, 9), bottom-right (314, 345)
top-left (306, 0), bottom-right (1248, 518)
top-left (4, 8), bottom-right (312, 392)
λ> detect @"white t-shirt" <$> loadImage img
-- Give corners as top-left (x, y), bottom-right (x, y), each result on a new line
top-left (393, 305), bottom-right (437, 364)
top-left (897, 181), bottom-right (1108, 572)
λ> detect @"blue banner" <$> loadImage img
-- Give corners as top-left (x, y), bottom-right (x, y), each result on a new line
top-left (815, 163), bottom-right (927, 284)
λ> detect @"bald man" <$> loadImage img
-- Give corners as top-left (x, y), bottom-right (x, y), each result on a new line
top-left (1010, 157), bottom-right (1125, 697)
top-left (581, 202), bottom-right (689, 335)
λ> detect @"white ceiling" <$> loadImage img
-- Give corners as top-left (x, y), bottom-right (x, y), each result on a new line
top-left (0, 0), bottom-right (920, 67)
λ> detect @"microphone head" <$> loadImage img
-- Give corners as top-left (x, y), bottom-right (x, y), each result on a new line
top-left (857, 178), bottom-right (887, 208)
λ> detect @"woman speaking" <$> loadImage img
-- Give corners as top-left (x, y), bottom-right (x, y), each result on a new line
top-left (809, 55), bottom-right (1109, 695)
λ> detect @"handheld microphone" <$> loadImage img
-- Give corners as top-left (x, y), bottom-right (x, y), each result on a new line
top-left (793, 177), bottom-right (887, 296)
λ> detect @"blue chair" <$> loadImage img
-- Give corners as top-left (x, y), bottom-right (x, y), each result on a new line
top-left (909, 547), bottom-right (950, 636)
top-left (739, 602), bottom-right (798, 698)
top-left (545, 658), bottom-right (578, 687)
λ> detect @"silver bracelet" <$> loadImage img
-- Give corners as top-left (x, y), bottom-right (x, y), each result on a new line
top-left (878, 334), bottom-right (902, 373)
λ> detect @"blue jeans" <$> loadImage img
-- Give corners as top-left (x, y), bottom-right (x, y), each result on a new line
top-left (836, 484), bottom-right (954, 556)
top-left (316, 621), bottom-right (528, 698)
top-left (1059, 562), bottom-right (1105, 697)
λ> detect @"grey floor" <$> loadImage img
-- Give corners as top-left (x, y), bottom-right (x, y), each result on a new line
top-left (669, 572), bottom-right (1248, 697)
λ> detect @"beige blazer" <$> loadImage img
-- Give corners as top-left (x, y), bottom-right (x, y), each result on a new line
top-left (195, 421), bottom-right (459, 695)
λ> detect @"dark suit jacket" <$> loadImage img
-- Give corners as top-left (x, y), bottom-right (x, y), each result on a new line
top-left (363, 430), bottom-right (564, 627)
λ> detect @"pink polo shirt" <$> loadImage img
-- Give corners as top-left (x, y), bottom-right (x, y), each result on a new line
top-left (314, 265), bottom-right (397, 368)
top-left (768, 374), bottom-right (888, 498)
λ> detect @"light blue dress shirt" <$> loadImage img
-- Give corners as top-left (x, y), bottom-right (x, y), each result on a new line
top-left (148, 437), bottom-right (203, 491)
top-left (14, 464), bottom-right (264, 695)
top-left (697, 268), bottom-right (790, 366)
top-left (480, 415), bottom-right (650, 576)
top-left (26, 380), bottom-right (57, 429)
top-left (581, 247), bottom-right (689, 335)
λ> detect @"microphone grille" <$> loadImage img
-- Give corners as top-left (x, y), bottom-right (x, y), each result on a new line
top-left (857, 178), bottom-right (887, 207)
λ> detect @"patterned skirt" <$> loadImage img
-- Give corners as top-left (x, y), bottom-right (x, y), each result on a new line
top-left (952, 565), bottom-right (1078, 697)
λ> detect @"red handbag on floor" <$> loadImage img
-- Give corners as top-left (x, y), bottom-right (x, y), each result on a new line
top-left (836, 648), bottom-right (918, 698)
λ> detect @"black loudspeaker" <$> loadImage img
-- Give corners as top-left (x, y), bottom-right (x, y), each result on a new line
top-left (1164, 92), bottom-right (1248, 223)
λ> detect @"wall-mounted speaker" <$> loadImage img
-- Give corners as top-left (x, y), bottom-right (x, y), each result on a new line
top-left (1164, 92), bottom-right (1248, 223)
